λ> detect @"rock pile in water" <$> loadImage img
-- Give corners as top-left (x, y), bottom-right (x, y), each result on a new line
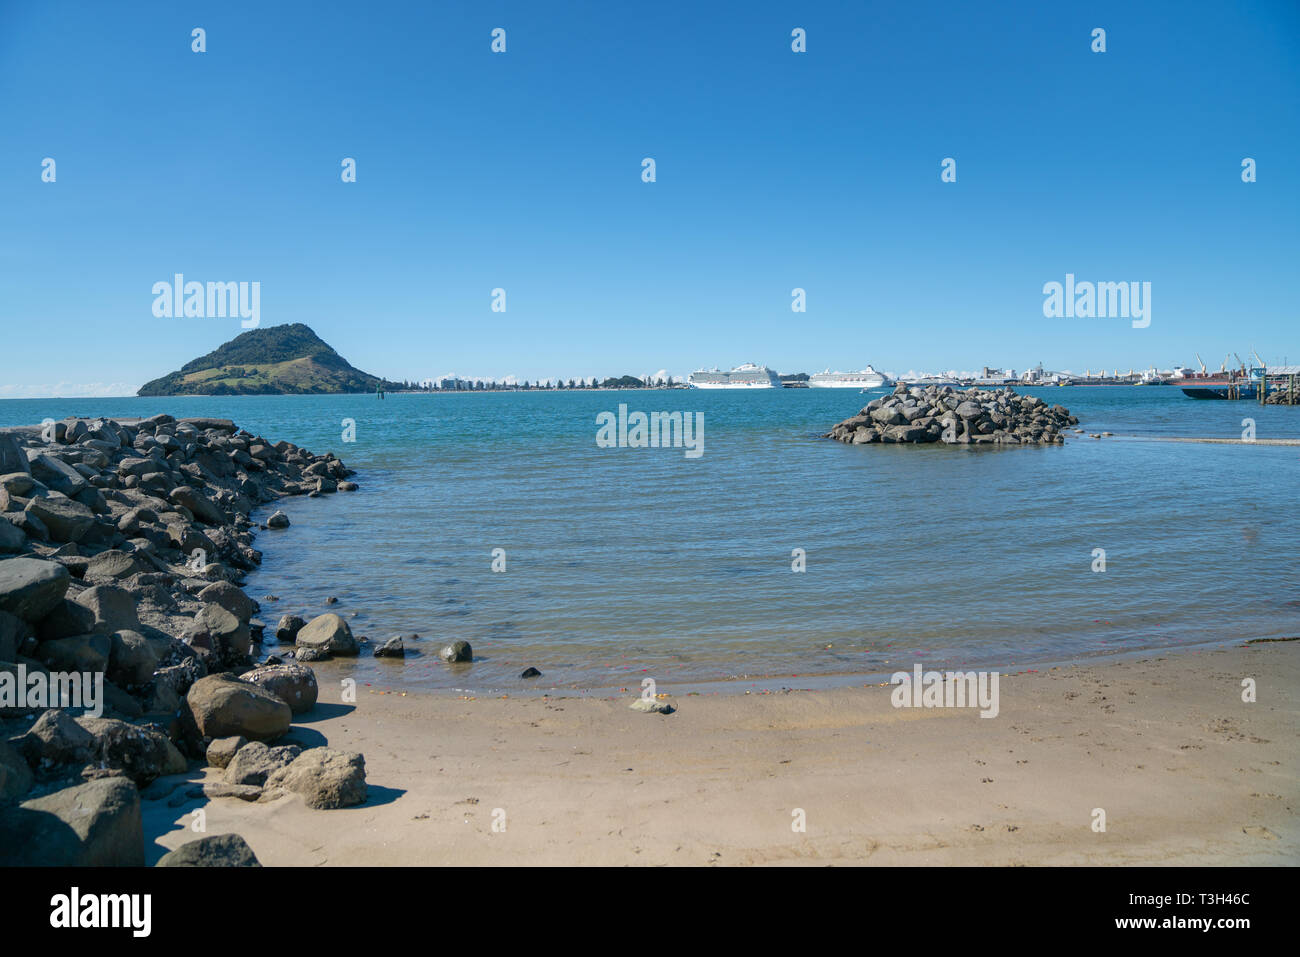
top-left (0, 414), bottom-right (369, 866)
top-left (825, 384), bottom-right (1078, 446)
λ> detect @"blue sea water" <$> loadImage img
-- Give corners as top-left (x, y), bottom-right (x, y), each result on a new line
top-left (2, 387), bottom-right (1298, 692)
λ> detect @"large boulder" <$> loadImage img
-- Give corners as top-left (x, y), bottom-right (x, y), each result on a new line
top-left (295, 613), bottom-right (358, 656)
top-left (72, 584), bottom-right (140, 633)
top-left (156, 833), bottom-right (261, 867)
top-left (178, 418), bottom-right (237, 434)
top-left (0, 472), bottom-right (37, 495)
top-left (27, 453), bottom-right (87, 497)
top-left (0, 558), bottom-right (71, 623)
top-left (7, 777), bottom-right (143, 866)
top-left (74, 717), bottom-right (187, 786)
top-left (83, 549), bottom-right (149, 582)
top-left (183, 673), bottom-right (292, 743)
top-left (183, 603), bottom-right (251, 663)
top-left (241, 662), bottom-right (317, 713)
top-left (108, 630), bottom-right (160, 687)
top-left (197, 580), bottom-right (254, 624)
top-left (17, 708), bottom-right (96, 769)
top-left (0, 436), bottom-right (32, 477)
top-left (169, 487), bottom-right (226, 526)
top-left (23, 496), bottom-right (95, 544)
top-left (266, 748), bottom-right (367, 809)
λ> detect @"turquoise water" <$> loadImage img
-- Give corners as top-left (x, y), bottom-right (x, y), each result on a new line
top-left (2, 388), bottom-right (1298, 692)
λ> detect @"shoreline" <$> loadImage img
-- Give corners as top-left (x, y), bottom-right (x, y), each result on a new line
top-left (143, 637), bottom-right (1300, 866)
top-left (294, 632), bottom-right (1292, 702)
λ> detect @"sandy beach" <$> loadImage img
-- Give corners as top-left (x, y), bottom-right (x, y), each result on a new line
top-left (143, 640), bottom-right (1299, 866)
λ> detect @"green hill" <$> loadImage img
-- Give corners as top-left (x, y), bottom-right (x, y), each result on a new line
top-left (137, 324), bottom-right (403, 396)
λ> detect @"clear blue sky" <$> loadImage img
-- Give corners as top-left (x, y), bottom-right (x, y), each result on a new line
top-left (1, 0), bottom-right (1297, 395)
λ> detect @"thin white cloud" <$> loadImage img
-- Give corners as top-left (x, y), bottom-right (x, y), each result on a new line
top-left (0, 382), bottom-right (139, 399)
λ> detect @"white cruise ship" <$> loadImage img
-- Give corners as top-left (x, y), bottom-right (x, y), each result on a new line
top-left (807, 366), bottom-right (892, 390)
top-left (687, 362), bottom-right (782, 389)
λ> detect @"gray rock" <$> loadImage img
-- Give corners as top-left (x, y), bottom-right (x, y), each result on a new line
top-left (197, 580), bottom-right (254, 624)
top-left (240, 662), bottom-right (318, 713)
top-left (266, 510), bottom-right (290, 529)
top-left (183, 602), bottom-right (251, 663)
top-left (275, 614), bottom-right (305, 643)
top-left (438, 640), bottom-right (472, 663)
top-left (0, 557), bottom-right (71, 623)
top-left (0, 471), bottom-right (36, 495)
top-left (188, 782), bottom-right (263, 801)
top-left (870, 406), bottom-right (906, 426)
top-left (265, 748), bottom-right (367, 809)
top-left (27, 453), bottom-right (88, 497)
top-left (223, 741), bottom-right (302, 786)
top-left (156, 833), bottom-right (261, 867)
top-left (206, 736), bottom-right (247, 769)
top-left (0, 519), bottom-right (27, 553)
top-left (73, 584), bottom-right (141, 633)
top-left (2, 776), bottom-right (143, 866)
top-left (74, 716), bottom-right (187, 786)
top-left (4, 509), bottom-right (48, 543)
top-left (169, 486), bottom-right (226, 526)
top-left (18, 707), bottom-right (97, 768)
top-left (295, 613), bottom-right (358, 656)
top-left (183, 673), bottom-right (292, 743)
top-left (373, 636), bottom-right (405, 658)
top-left (84, 549), bottom-right (149, 581)
top-left (108, 630), bottom-right (160, 687)
top-left (0, 436), bottom-right (32, 477)
top-left (177, 418), bottom-right (237, 434)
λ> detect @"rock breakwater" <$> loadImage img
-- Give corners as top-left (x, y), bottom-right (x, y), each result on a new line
top-left (825, 384), bottom-right (1078, 446)
top-left (0, 414), bottom-right (368, 866)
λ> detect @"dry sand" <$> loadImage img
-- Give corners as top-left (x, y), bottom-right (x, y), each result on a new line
top-left (143, 641), bottom-right (1299, 865)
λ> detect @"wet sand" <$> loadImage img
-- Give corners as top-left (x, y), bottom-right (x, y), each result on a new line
top-left (143, 641), bottom-right (1299, 866)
